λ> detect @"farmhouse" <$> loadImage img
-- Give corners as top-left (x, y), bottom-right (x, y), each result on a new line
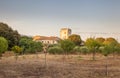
top-left (33, 36), bottom-right (61, 44)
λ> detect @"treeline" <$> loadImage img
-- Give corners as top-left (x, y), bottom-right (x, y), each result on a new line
top-left (0, 22), bottom-right (43, 56)
top-left (0, 22), bottom-right (120, 59)
top-left (47, 32), bottom-right (120, 60)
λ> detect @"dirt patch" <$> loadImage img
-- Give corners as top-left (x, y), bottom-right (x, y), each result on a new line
top-left (0, 54), bottom-right (120, 78)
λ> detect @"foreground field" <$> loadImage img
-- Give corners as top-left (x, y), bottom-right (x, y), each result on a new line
top-left (0, 54), bottom-right (120, 78)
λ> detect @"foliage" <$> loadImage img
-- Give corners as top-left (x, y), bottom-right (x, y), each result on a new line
top-left (96, 37), bottom-right (105, 46)
top-left (27, 41), bottom-right (43, 53)
top-left (68, 34), bottom-right (82, 45)
top-left (80, 46), bottom-right (89, 54)
top-left (85, 38), bottom-right (101, 60)
top-left (12, 46), bottom-right (22, 54)
top-left (103, 37), bottom-right (118, 46)
top-left (0, 22), bottom-right (20, 49)
top-left (100, 45), bottom-right (112, 56)
top-left (60, 40), bottom-right (75, 53)
top-left (48, 46), bottom-right (63, 54)
top-left (19, 37), bottom-right (43, 54)
top-left (85, 38), bottom-right (101, 51)
top-left (73, 46), bottom-right (81, 52)
top-left (114, 44), bottom-right (120, 54)
top-left (0, 37), bottom-right (8, 56)
top-left (103, 37), bottom-right (119, 55)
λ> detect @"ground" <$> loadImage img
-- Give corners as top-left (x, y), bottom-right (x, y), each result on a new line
top-left (0, 54), bottom-right (120, 78)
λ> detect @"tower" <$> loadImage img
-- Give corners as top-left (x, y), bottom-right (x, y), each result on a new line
top-left (60, 28), bottom-right (72, 40)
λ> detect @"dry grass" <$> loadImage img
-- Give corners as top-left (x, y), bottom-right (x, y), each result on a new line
top-left (0, 54), bottom-right (120, 78)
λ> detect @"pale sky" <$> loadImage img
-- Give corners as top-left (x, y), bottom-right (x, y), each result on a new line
top-left (0, 0), bottom-right (120, 39)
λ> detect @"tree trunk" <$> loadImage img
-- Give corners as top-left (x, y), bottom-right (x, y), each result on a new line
top-left (93, 48), bottom-right (96, 60)
top-left (44, 52), bottom-right (47, 68)
top-left (105, 56), bottom-right (108, 77)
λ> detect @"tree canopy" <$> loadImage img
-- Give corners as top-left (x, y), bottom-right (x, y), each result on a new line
top-left (85, 38), bottom-right (101, 60)
top-left (60, 40), bottom-right (75, 53)
top-left (0, 37), bottom-right (8, 56)
top-left (19, 37), bottom-right (43, 54)
top-left (68, 34), bottom-right (82, 45)
top-left (0, 22), bottom-right (20, 49)
top-left (96, 37), bottom-right (105, 45)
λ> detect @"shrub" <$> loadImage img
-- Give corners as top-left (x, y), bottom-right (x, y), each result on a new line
top-left (80, 46), bottom-right (89, 54)
top-left (48, 46), bottom-right (63, 54)
top-left (12, 46), bottom-right (23, 54)
top-left (0, 37), bottom-right (8, 56)
top-left (73, 46), bottom-right (81, 52)
top-left (60, 40), bottom-right (75, 53)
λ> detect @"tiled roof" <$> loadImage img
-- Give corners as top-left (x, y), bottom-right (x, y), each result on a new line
top-left (33, 36), bottom-right (61, 41)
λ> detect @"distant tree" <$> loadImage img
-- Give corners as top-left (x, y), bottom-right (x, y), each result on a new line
top-left (85, 38), bottom-right (101, 60)
top-left (12, 46), bottom-right (22, 60)
top-left (103, 37), bottom-right (118, 46)
top-left (0, 37), bottom-right (8, 57)
top-left (0, 22), bottom-right (20, 49)
top-left (60, 40), bottom-right (75, 54)
top-left (96, 37), bottom-right (105, 45)
top-left (68, 34), bottom-right (82, 45)
top-left (12, 46), bottom-right (23, 54)
top-left (19, 37), bottom-right (31, 54)
top-left (101, 45), bottom-right (113, 76)
top-left (19, 37), bottom-right (43, 54)
top-left (48, 46), bottom-right (63, 54)
top-left (103, 37), bottom-right (118, 57)
top-left (114, 43), bottom-right (120, 55)
top-left (80, 46), bottom-right (89, 54)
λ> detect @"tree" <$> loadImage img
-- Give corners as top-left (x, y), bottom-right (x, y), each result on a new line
top-left (19, 37), bottom-right (31, 54)
top-left (68, 34), bottom-right (82, 45)
top-left (12, 46), bottom-right (23, 54)
top-left (19, 37), bottom-right (43, 54)
top-left (60, 40), bottom-right (75, 53)
top-left (96, 37), bottom-right (105, 45)
top-left (0, 37), bottom-right (8, 57)
top-left (101, 45), bottom-right (113, 76)
top-left (103, 37), bottom-right (117, 45)
top-left (12, 46), bottom-right (23, 60)
top-left (85, 38), bottom-right (101, 60)
top-left (0, 22), bottom-right (20, 49)
top-left (103, 37), bottom-right (118, 57)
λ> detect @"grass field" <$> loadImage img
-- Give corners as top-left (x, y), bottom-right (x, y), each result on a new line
top-left (0, 54), bottom-right (120, 78)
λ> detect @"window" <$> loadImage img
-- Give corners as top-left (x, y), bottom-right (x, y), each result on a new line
top-left (47, 41), bottom-right (49, 43)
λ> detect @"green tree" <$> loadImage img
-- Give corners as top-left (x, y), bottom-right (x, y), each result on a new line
top-left (48, 46), bottom-right (63, 54)
top-left (0, 37), bottom-right (8, 57)
top-left (60, 40), bottom-right (75, 54)
top-left (103, 37), bottom-right (118, 57)
top-left (12, 46), bottom-right (23, 54)
top-left (12, 46), bottom-right (23, 60)
top-left (0, 22), bottom-right (20, 49)
top-left (101, 45), bottom-right (113, 76)
top-left (68, 34), bottom-right (82, 45)
top-left (96, 37), bottom-right (105, 45)
top-left (85, 38), bottom-right (101, 60)
top-left (19, 37), bottom-right (31, 54)
top-left (19, 37), bottom-right (43, 54)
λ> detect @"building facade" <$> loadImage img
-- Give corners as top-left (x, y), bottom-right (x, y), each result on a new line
top-left (33, 36), bottom-right (60, 44)
top-left (60, 28), bottom-right (72, 40)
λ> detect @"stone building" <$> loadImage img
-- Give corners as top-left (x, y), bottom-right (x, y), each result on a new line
top-left (60, 28), bottom-right (72, 40)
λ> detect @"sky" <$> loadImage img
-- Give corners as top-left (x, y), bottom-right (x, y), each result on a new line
top-left (0, 0), bottom-right (120, 39)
